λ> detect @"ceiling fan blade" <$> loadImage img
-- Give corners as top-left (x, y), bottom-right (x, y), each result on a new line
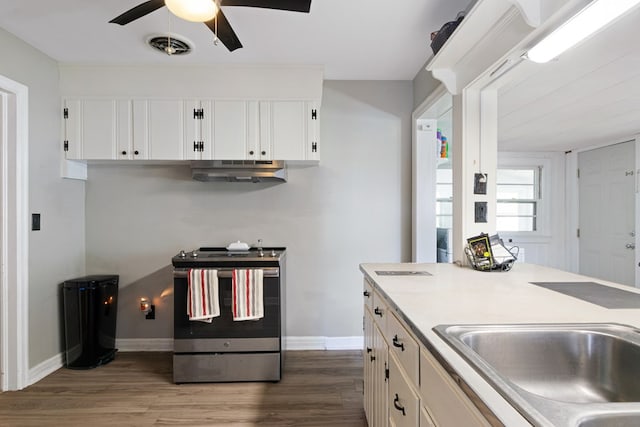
top-left (204, 9), bottom-right (243, 52)
top-left (109, 0), bottom-right (166, 25)
top-left (220, 0), bottom-right (312, 13)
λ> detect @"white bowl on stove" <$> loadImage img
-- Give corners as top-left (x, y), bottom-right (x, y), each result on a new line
top-left (226, 241), bottom-right (250, 251)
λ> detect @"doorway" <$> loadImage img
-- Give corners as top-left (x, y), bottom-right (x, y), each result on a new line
top-left (0, 74), bottom-right (30, 391)
top-left (578, 140), bottom-right (636, 286)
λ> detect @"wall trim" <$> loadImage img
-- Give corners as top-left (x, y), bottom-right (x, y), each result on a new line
top-left (0, 74), bottom-right (29, 391)
top-left (116, 336), bottom-right (364, 352)
top-left (28, 352), bottom-right (63, 386)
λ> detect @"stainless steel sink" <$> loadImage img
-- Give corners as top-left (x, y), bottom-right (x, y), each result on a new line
top-left (434, 323), bottom-right (640, 427)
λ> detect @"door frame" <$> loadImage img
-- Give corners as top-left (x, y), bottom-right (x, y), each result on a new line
top-left (565, 136), bottom-right (639, 287)
top-left (0, 74), bottom-right (29, 391)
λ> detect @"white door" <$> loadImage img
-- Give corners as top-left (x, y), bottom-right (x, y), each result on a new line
top-left (579, 141), bottom-right (636, 286)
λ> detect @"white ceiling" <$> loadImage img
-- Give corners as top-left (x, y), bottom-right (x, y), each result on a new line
top-left (0, 0), bottom-right (471, 80)
top-left (498, 4), bottom-right (640, 152)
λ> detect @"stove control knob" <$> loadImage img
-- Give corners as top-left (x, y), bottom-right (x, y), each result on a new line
top-left (179, 250), bottom-right (186, 258)
top-left (259, 250), bottom-right (264, 257)
top-left (191, 250), bottom-right (198, 258)
top-left (271, 250), bottom-right (277, 257)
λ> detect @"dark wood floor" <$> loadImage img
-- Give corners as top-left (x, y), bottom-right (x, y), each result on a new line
top-left (0, 350), bottom-right (367, 427)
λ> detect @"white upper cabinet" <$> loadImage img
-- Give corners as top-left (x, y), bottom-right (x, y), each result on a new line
top-left (133, 99), bottom-right (186, 160)
top-left (63, 97), bottom-right (320, 162)
top-left (63, 98), bottom-right (132, 160)
top-left (262, 101), bottom-right (319, 161)
top-left (183, 100), bottom-right (212, 160)
top-left (212, 100), bottom-right (260, 160)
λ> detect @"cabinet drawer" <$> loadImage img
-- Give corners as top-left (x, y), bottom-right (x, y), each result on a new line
top-left (363, 278), bottom-right (374, 311)
top-left (420, 348), bottom-right (490, 427)
top-left (387, 312), bottom-right (419, 387)
top-left (371, 290), bottom-right (388, 334)
top-left (389, 353), bottom-right (419, 427)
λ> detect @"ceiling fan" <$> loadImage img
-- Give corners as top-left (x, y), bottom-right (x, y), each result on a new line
top-left (110, 0), bottom-right (312, 52)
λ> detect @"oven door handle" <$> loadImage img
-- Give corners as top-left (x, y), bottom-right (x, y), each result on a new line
top-left (173, 268), bottom-right (280, 279)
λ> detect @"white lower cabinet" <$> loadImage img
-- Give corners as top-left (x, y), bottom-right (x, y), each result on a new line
top-left (420, 349), bottom-right (490, 427)
top-left (388, 353), bottom-right (419, 427)
top-left (363, 278), bottom-right (491, 427)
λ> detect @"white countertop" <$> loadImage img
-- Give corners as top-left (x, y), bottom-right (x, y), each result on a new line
top-left (359, 262), bottom-right (640, 426)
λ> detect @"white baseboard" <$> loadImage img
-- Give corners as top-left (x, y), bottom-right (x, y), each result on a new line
top-left (116, 338), bottom-right (174, 352)
top-left (116, 336), bottom-right (364, 352)
top-left (29, 352), bottom-right (64, 386)
top-left (284, 336), bottom-right (363, 351)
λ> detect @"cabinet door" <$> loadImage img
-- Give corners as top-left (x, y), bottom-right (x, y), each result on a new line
top-left (373, 322), bottom-right (389, 427)
top-left (63, 99), bottom-right (82, 160)
top-left (262, 101), bottom-right (308, 161)
top-left (182, 100), bottom-right (213, 160)
top-left (63, 99), bottom-right (133, 160)
top-left (364, 308), bottom-right (376, 427)
top-left (133, 99), bottom-right (185, 160)
top-left (212, 100), bottom-right (258, 160)
top-left (388, 353), bottom-right (419, 427)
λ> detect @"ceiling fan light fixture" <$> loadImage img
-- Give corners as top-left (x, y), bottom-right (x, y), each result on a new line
top-left (165, 0), bottom-right (218, 23)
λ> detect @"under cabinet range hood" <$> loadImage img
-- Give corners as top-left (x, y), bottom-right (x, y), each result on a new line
top-left (190, 160), bottom-right (287, 183)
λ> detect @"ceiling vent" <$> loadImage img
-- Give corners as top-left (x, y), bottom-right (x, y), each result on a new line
top-left (147, 34), bottom-right (192, 56)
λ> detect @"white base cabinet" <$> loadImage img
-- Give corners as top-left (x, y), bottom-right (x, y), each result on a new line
top-left (363, 277), bottom-right (491, 427)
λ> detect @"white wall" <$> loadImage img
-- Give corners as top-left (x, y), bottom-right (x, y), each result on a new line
top-left (84, 80), bottom-right (413, 340)
top-left (0, 28), bottom-right (86, 367)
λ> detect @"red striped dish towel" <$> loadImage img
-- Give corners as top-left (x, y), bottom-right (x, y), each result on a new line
top-left (188, 269), bottom-right (220, 323)
top-left (232, 269), bottom-right (264, 321)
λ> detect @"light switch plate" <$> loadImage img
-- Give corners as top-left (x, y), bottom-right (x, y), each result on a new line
top-left (32, 213), bottom-right (41, 231)
top-left (475, 202), bottom-right (487, 223)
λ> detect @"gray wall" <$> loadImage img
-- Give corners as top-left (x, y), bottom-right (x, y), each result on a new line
top-left (0, 28), bottom-right (86, 367)
top-left (412, 58), bottom-right (442, 110)
top-left (85, 80), bottom-right (413, 339)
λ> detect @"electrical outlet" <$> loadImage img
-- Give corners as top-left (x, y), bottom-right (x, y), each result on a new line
top-left (146, 305), bottom-right (155, 320)
top-left (475, 202), bottom-right (488, 223)
top-left (474, 173), bottom-right (488, 195)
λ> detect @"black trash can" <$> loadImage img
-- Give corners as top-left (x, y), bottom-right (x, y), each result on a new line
top-left (62, 275), bottom-right (119, 369)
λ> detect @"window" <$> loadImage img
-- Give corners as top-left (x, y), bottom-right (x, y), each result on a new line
top-left (496, 167), bottom-right (541, 232)
top-left (436, 167), bottom-right (453, 229)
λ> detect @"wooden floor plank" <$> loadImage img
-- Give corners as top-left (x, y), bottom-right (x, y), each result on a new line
top-left (0, 350), bottom-right (367, 427)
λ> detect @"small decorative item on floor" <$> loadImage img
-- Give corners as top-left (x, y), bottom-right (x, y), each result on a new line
top-left (465, 233), bottom-right (519, 272)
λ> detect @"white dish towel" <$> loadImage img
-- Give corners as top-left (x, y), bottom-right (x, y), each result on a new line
top-left (188, 269), bottom-right (220, 323)
top-left (232, 269), bottom-right (264, 321)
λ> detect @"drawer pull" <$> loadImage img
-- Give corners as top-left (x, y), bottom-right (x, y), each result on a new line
top-left (392, 335), bottom-right (405, 351)
top-left (374, 307), bottom-right (383, 317)
top-left (370, 355), bottom-right (376, 362)
top-left (393, 394), bottom-right (406, 416)
top-left (363, 290), bottom-right (370, 297)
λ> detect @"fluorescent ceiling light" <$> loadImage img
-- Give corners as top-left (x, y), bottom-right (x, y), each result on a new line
top-left (526, 0), bottom-right (640, 63)
top-left (165, 0), bottom-right (218, 23)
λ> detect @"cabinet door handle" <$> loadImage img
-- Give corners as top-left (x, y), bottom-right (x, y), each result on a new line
top-left (261, 150), bottom-right (266, 155)
top-left (134, 150), bottom-right (139, 155)
top-left (363, 291), bottom-right (370, 297)
top-left (370, 355), bottom-right (375, 362)
top-left (393, 394), bottom-right (406, 416)
top-left (193, 141), bottom-right (198, 152)
top-left (121, 151), bottom-right (127, 155)
top-left (392, 335), bottom-right (405, 351)
top-left (366, 347), bottom-right (372, 353)
top-left (199, 141), bottom-right (204, 152)
top-left (249, 150), bottom-right (255, 155)
top-left (374, 307), bottom-right (382, 317)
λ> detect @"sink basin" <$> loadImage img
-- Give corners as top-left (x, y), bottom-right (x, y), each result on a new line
top-left (434, 323), bottom-right (640, 426)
